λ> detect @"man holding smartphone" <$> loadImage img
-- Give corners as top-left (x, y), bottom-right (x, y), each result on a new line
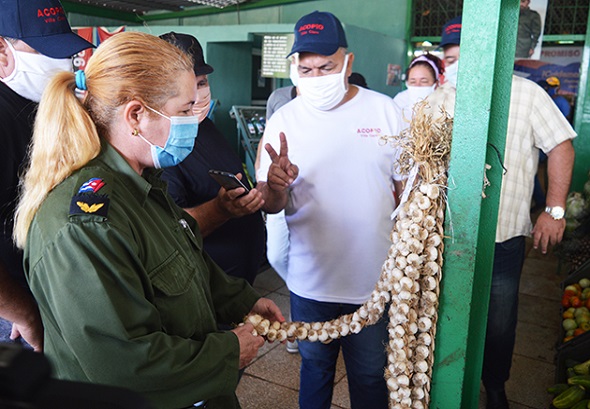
top-left (257, 11), bottom-right (403, 409)
top-left (160, 32), bottom-right (266, 285)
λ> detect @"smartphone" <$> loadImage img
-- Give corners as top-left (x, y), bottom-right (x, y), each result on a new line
top-left (208, 169), bottom-right (250, 193)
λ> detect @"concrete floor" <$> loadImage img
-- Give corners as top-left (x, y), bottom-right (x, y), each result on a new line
top-left (236, 235), bottom-right (568, 409)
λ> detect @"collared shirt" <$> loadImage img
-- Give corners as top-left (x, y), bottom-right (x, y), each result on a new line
top-left (496, 75), bottom-right (576, 242)
top-left (25, 142), bottom-right (259, 409)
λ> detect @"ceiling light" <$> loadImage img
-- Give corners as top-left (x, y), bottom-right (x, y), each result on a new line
top-left (186, 0), bottom-right (248, 8)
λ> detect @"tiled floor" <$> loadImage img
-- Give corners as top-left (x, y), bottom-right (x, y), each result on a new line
top-left (236, 234), bottom-right (570, 409)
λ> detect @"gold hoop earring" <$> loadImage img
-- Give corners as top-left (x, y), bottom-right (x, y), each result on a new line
top-left (132, 129), bottom-right (139, 136)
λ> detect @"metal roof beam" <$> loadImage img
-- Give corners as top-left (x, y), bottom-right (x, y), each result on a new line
top-left (62, 1), bottom-right (143, 22)
top-left (139, 0), bottom-right (316, 21)
top-left (63, 0), bottom-right (316, 23)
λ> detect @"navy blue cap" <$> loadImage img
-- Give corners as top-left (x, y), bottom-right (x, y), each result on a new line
top-left (440, 16), bottom-right (462, 48)
top-left (0, 0), bottom-right (94, 58)
top-left (160, 32), bottom-right (214, 76)
top-left (288, 11), bottom-right (348, 57)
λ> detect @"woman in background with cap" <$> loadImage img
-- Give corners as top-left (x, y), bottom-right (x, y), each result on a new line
top-left (159, 32), bottom-right (266, 288)
top-left (393, 53), bottom-right (444, 130)
top-left (13, 31), bottom-right (283, 409)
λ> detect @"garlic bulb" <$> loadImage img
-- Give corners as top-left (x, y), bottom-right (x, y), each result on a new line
top-left (349, 321), bottom-right (362, 334)
top-left (311, 321), bottom-right (322, 331)
top-left (307, 329), bottom-right (319, 342)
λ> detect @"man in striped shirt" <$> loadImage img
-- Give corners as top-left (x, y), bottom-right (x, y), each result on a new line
top-left (439, 16), bottom-right (576, 409)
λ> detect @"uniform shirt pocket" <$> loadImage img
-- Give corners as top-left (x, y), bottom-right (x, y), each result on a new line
top-left (150, 251), bottom-right (215, 337)
top-left (151, 250), bottom-right (194, 296)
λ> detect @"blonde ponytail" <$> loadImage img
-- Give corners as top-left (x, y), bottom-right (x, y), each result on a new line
top-left (14, 71), bottom-right (101, 248)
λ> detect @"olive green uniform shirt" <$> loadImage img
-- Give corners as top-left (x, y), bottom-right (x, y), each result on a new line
top-left (516, 7), bottom-right (541, 58)
top-left (24, 143), bottom-right (260, 409)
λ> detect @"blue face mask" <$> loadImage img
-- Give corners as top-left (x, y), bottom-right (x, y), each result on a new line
top-left (139, 106), bottom-right (199, 168)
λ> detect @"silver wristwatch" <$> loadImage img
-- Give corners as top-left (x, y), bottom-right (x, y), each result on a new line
top-left (545, 206), bottom-right (565, 220)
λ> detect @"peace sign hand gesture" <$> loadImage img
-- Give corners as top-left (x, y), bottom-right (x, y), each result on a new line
top-left (265, 132), bottom-right (299, 192)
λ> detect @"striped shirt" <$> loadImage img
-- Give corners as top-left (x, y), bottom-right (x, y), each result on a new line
top-left (496, 75), bottom-right (576, 242)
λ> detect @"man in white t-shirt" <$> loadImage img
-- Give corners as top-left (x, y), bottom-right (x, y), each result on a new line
top-left (256, 10), bottom-right (403, 409)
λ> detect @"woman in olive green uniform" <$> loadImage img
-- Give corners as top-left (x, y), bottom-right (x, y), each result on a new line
top-left (13, 32), bottom-right (283, 409)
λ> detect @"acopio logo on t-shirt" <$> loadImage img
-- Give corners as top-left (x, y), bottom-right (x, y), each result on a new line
top-left (357, 127), bottom-right (382, 138)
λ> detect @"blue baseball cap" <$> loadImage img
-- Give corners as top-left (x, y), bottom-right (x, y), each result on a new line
top-left (288, 11), bottom-right (348, 57)
top-left (0, 0), bottom-right (95, 58)
top-left (439, 16), bottom-right (462, 48)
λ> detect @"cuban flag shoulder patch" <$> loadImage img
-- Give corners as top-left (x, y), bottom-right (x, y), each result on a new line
top-left (78, 178), bottom-right (106, 194)
top-left (70, 178), bottom-right (110, 218)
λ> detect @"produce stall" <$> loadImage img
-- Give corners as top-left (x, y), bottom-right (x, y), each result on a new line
top-left (550, 316), bottom-right (590, 408)
top-left (550, 224), bottom-right (590, 408)
top-left (555, 175), bottom-right (590, 274)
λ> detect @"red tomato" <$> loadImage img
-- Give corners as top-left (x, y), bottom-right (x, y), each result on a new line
top-left (562, 296), bottom-right (572, 308)
top-left (574, 328), bottom-right (586, 337)
top-left (571, 296), bottom-right (583, 308)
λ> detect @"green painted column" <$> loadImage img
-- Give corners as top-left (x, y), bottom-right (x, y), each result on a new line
top-left (429, 0), bottom-right (518, 408)
top-left (571, 8), bottom-right (590, 192)
top-left (405, 0), bottom-right (415, 69)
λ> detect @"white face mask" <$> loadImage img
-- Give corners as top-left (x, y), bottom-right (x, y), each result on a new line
top-left (444, 61), bottom-right (459, 88)
top-left (192, 86), bottom-right (212, 123)
top-left (296, 54), bottom-right (349, 111)
top-left (406, 84), bottom-right (436, 105)
top-left (1, 41), bottom-right (73, 102)
top-left (289, 62), bottom-right (299, 87)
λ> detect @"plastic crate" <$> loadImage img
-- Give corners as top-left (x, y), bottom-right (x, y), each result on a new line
top-left (557, 258), bottom-right (590, 351)
top-left (555, 332), bottom-right (590, 383)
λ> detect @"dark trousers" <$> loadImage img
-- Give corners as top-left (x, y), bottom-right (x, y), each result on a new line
top-left (0, 317), bottom-right (32, 349)
top-left (482, 236), bottom-right (526, 392)
top-left (290, 292), bottom-right (388, 409)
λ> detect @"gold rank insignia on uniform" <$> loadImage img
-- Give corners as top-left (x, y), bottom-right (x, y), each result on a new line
top-left (69, 178), bottom-right (110, 218)
top-left (76, 202), bottom-right (104, 213)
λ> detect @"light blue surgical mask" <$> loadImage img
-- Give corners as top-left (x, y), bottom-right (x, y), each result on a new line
top-left (138, 106), bottom-right (199, 169)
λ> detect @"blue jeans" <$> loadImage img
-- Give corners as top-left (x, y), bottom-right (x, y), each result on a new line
top-left (290, 292), bottom-right (388, 409)
top-left (0, 317), bottom-right (32, 349)
top-left (482, 236), bottom-right (525, 392)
